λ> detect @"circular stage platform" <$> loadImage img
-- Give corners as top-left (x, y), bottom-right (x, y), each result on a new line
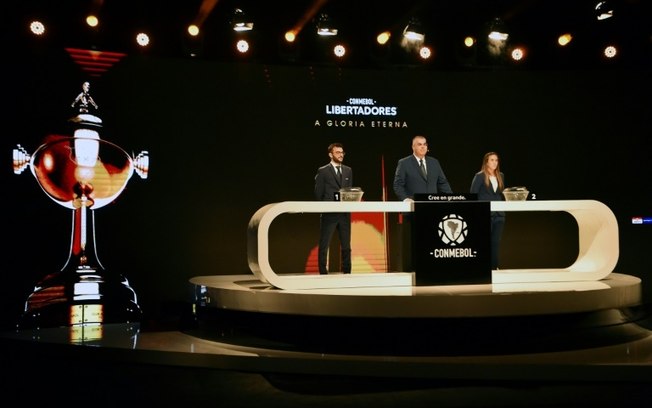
top-left (190, 272), bottom-right (642, 318)
top-left (187, 272), bottom-right (652, 357)
top-left (3, 273), bottom-right (652, 406)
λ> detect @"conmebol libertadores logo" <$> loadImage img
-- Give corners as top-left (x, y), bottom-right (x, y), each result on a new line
top-left (314, 96), bottom-right (408, 129)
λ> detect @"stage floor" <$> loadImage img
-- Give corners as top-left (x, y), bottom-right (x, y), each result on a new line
top-left (3, 272), bottom-right (652, 406)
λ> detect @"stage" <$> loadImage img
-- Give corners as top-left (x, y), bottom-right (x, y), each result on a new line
top-left (3, 272), bottom-right (652, 406)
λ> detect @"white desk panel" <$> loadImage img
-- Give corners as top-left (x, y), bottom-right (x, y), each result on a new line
top-left (247, 200), bottom-right (618, 290)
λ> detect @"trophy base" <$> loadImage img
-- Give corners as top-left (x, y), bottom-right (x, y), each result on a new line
top-left (18, 267), bottom-right (142, 330)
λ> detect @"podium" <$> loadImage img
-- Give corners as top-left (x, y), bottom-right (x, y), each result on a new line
top-left (246, 200), bottom-right (618, 290)
top-left (413, 195), bottom-right (491, 285)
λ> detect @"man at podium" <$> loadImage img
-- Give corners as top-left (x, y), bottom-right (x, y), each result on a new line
top-left (393, 135), bottom-right (453, 201)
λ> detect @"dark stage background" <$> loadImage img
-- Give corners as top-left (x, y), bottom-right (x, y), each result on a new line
top-left (2, 47), bottom-right (650, 329)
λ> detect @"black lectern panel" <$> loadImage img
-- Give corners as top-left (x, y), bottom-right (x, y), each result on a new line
top-left (413, 196), bottom-right (490, 285)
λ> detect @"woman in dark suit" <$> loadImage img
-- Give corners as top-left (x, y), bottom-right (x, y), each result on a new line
top-left (470, 151), bottom-right (505, 270)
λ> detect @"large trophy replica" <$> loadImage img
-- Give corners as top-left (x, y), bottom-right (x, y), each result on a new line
top-left (12, 82), bottom-right (149, 332)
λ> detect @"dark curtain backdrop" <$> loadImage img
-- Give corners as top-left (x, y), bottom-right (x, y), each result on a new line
top-left (2, 47), bottom-right (650, 328)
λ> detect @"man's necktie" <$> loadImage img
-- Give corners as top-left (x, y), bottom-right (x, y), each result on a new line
top-left (336, 166), bottom-right (342, 182)
top-left (419, 159), bottom-right (427, 178)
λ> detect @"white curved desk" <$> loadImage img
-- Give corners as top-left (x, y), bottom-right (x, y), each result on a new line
top-left (247, 200), bottom-right (619, 290)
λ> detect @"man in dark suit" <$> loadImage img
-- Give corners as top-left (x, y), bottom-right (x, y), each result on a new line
top-left (393, 135), bottom-right (453, 201)
top-left (392, 135), bottom-right (453, 271)
top-left (314, 142), bottom-right (353, 274)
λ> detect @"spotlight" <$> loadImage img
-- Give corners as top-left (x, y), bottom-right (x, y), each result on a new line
top-left (603, 44), bottom-right (618, 59)
top-left (231, 8), bottom-right (253, 32)
top-left (419, 46), bottom-right (432, 60)
top-left (487, 18), bottom-right (509, 41)
top-left (236, 39), bottom-right (250, 54)
top-left (510, 46), bottom-right (526, 62)
top-left (29, 20), bottom-right (46, 36)
top-left (485, 18), bottom-right (509, 59)
top-left (595, 1), bottom-right (614, 21)
top-left (285, 31), bottom-right (297, 43)
top-left (86, 14), bottom-right (99, 28)
top-left (333, 44), bottom-right (346, 58)
top-left (316, 14), bottom-right (337, 36)
top-left (456, 36), bottom-right (478, 66)
top-left (187, 24), bottom-right (200, 37)
top-left (558, 33), bottom-right (573, 46)
top-left (136, 32), bottom-right (150, 47)
top-left (376, 31), bottom-right (391, 45)
top-left (183, 27), bottom-right (203, 57)
top-left (403, 18), bottom-right (425, 42)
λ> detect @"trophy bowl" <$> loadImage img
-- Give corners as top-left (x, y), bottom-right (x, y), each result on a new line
top-left (29, 135), bottom-right (135, 210)
top-left (503, 186), bottom-right (529, 201)
top-left (339, 187), bottom-right (364, 202)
